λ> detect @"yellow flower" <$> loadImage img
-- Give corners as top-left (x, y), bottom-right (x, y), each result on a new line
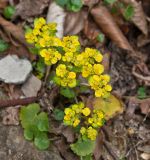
top-left (87, 127), bottom-right (97, 140)
top-left (62, 52), bottom-right (74, 62)
top-left (64, 108), bottom-right (72, 115)
top-left (34, 17), bottom-right (46, 29)
top-left (68, 79), bottom-right (77, 88)
top-left (64, 115), bottom-right (71, 121)
top-left (82, 107), bottom-right (91, 116)
top-left (95, 89), bottom-right (103, 97)
top-left (68, 72), bottom-right (76, 79)
top-left (73, 118), bottom-right (80, 127)
top-left (105, 85), bottom-right (112, 91)
top-left (39, 38), bottom-right (46, 47)
top-left (62, 36), bottom-right (80, 52)
top-left (88, 118), bottom-right (93, 124)
top-left (56, 64), bottom-right (67, 77)
top-left (82, 64), bottom-right (93, 78)
top-left (32, 28), bottom-right (41, 36)
top-left (94, 53), bottom-right (103, 62)
top-left (80, 127), bottom-right (86, 135)
top-left (93, 64), bottom-right (104, 75)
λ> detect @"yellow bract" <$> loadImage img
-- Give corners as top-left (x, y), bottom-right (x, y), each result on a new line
top-left (82, 107), bottom-right (91, 116)
top-left (63, 102), bottom-right (105, 141)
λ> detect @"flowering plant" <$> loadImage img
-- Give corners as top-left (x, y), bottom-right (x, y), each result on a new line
top-left (25, 17), bottom-right (112, 158)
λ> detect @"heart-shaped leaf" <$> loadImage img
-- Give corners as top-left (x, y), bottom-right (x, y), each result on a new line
top-left (34, 132), bottom-right (50, 150)
top-left (71, 139), bottom-right (95, 156)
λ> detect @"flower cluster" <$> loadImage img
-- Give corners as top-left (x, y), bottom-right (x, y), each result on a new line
top-left (25, 17), bottom-right (112, 97)
top-left (88, 74), bottom-right (112, 98)
top-left (54, 64), bottom-right (77, 88)
top-left (63, 102), bottom-right (105, 140)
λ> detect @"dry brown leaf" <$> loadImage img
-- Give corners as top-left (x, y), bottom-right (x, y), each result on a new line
top-left (84, 19), bottom-right (101, 41)
top-left (54, 138), bottom-right (79, 160)
top-left (94, 131), bottom-right (103, 160)
top-left (15, 0), bottom-right (50, 19)
top-left (121, 0), bottom-right (148, 35)
top-left (2, 107), bottom-right (19, 125)
top-left (62, 126), bottom-right (75, 143)
top-left (83, 0), bottom-right (99, 7)
top-left (0, 16), bottom-right (28, 47)
top-left (64, 10), bottom-right (87, 35)
top-left (91, 5), bottom-right (133, 51)
top-left (0, 0), bottom-right (8, 9)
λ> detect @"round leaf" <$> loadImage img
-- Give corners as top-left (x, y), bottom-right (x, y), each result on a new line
top-left (71, 139), bottom-right (95, 156)
top-left (34, 132), bottom-right (50, 150)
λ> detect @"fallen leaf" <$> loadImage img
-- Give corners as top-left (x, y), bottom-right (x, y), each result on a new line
top-left (140, 153), bottom-right (150, 160)
top-left (137, 34), bottom-right (150, 47)
top-left (21, 74), bottom-right (42, 97)
top-left (138, 145), bottom-right (150, 154)
top-left (0, 16), bottom-right (28, 48)
top-left (64, 10), bottom-right (87, 35)
top-left (84, 18), bottom-right (101, 41)
top-left (0, 0), bottom-right (8, 9)
top-left (62, 126), bottom-right (75, 143)
top-left (47, 1), bottom-right (66, 38)
top-left (91, 5), bottom-right (133, 51)
top-left (93, 131), bottom-right (103, 160)
top-left (54, 137), bottom-right (79, 160)
top-left (2, 107), bottom-right (19, 125)
top-left (15, 0), bottom-right (50, 19)
top-left (93, 94), bottom-right (124, 120)
top-left (121, 0), bottom-right (148, 35)
top-left (83, 0), bottom-right (99, 7)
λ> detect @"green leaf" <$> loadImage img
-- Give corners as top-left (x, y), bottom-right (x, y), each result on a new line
top-left (20, 103), bottom-right (40, 128)
top-left (55, 0), bottom-right (69, 7)
top-left (123, 5), bottom-right (134, 20)
top-left (37, 112), bottom-right (49, 132)
top-left (97, 33), bottom-right (105, 43)
top-left (0, 39), bottom-right (9, 52)
top-left (24, 126), bottom-right (36, 141)
top-left (34, 132), bottom-right (50, 150)
top-left (3, 5), bottom-right (15, 19)
top-left (137, 87), bottom-right (146, 99)
top-left (67, 0), bottom-right (83, 12)
top-left (29, 47), bottom-right (39, 55)
top-left (71, 139), bottom-right (95, 156)
top-left (104, 0), bottom-right (116, 5)
top-left (81, 154), bottom-right (92, 160)
top-left (53, 108), bottom-right (64, 121)
top-left (60, 87), bottom-right (76, 98)
top-left (93, 94), bottom-right (123, 120)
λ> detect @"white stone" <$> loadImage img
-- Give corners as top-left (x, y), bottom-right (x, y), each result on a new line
top-left (0, 55), bottom-right (32, 84)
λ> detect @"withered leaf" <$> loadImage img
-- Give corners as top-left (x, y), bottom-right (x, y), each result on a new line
top-left (91, 5), bottom-right (133, 51)
top-left (121, 0), bottom-right (148, 35)
top-left (15, 0), bottom-right (50, 19)
top-left (0, 16), bottom-right (28, 47)
top-left (64, 10), bottom-right (87, 35)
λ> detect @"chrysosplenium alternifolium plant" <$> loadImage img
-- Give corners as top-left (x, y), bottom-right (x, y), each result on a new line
top-left (25, 17), bottom-right (112, 98)
top-left (25, 17), bottom-right (112, 156)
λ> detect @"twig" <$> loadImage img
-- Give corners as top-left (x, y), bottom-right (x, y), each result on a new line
top-left (0, 96), bottom-right (39, 108)
top-left (43, 65), bottom-right (51, 86)
top-left (103, 140), bottom-right (120, 160)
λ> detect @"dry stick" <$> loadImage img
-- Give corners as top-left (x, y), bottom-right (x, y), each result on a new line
top-left (103, 140), bottom-right (120, 160)
top-left (0, 96), bottom-right (39, 108)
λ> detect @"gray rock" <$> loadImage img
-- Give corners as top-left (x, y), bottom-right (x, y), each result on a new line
top-left (0, 55), bottom-right (32, 84)
top-left (21, 74), bottom-right (42, 97)
top-left (0, 123), bottom-right (63, 160)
